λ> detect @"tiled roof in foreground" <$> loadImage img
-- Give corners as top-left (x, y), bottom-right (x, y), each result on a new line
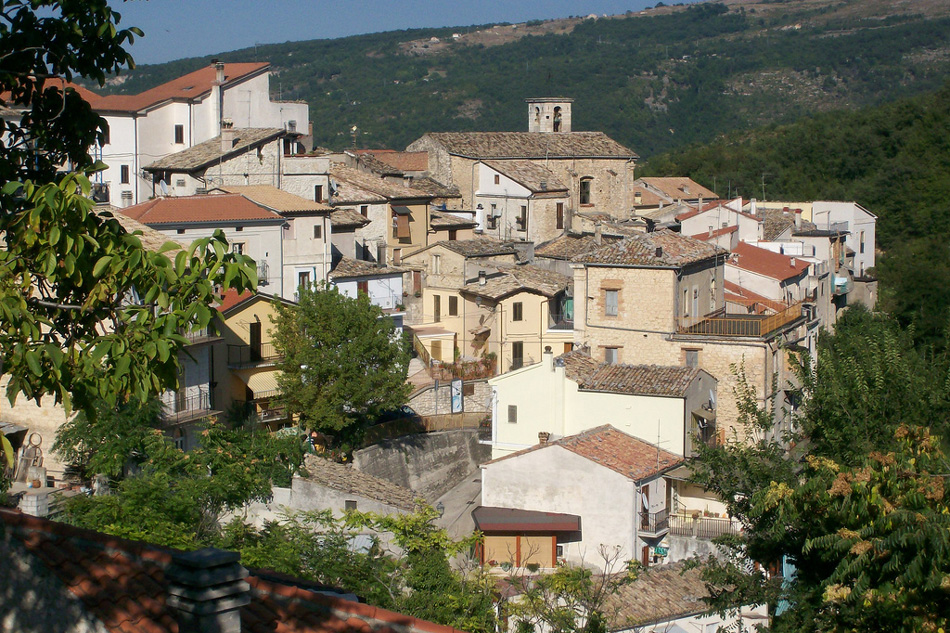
top-left (557, 349), bottom-right (701, 397)
top-left (1, 508), bottom-right (470, 633)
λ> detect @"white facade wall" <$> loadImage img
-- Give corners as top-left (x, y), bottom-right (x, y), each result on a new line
top-left (282, 155), bottom-right (333, 202)
top-left (333, 274), bottom-right (404, 310)
top-left (680, 207), bottom-right (758, 242)
top-left (481, 446), bottom-right (638, 565)
top-left (725, 264), bottom-right (806, 304)
top-left (281, 214), bottom-right (332, 293)
top-left (222, 74), bottom-right (308, 131)
top-left (812, 201), bottom-right (876, 276)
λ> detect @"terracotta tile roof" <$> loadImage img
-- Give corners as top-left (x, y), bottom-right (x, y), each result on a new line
top-left (636, 177), bottom-right (717, 201)
top-left (216, 185), bottom-right (332, 214)
top-left (357, 150), bottom-right (429, 172)
top-left (635, 201), bottom-right (695, 222)
top-left (606, 562), bottom-right (711, 628)
top-left (461, 265), bottom-right (570, 301)
top-left (300, 455), bottom-right (417, 511)
top-left (631, 186), bottom-right (667, 208)
top-left (724, 280), bottom-right (788, 314)
top-left (535, 232), bottom-right (623, 261)
top-left (572, 229), bottom-right (725, 268)
top-left (557, 350), bottom-right (701, 397)
top-left (674, 200), bottom-right (750, 223)
top-left (728, 242), bottom-right (810, 281)
top-left (481, 160), bottom-right (567, 193)
top-left (430, 210), bottom-right (477, 230)
top-left (330, 166), bottom-right (431, 201)
top-left (82, 63), bottom-right (270, 113)
top-left (330, 208), bottom-right (372, 229)
top-left (486, 426), bottom-right (683, 483)
top-left (215, 289), bottom-right (255, 313)
top-left (420, 132), bottom-right (637, 159)
top-left (759, 208), bottom-right (816, 241)
top-left (408, 238), bottom-right (518, 259)
top-left (329, 257), bottom-right (407, 280)
top-left (121, 194), bottom-right (283, 225)
top-left (99, 207), bottom-right (185, 253)
top-left (1, 508), bottom-right (470, 633)
top-left (144, 128), bottom-right (285, 172)
top-left (690, 225), bottom-right (738, 241)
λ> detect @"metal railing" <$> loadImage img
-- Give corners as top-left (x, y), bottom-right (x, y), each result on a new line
top-left (227, 343), bottom-right (281, 367)
top-left (669, 513), bottom-right (742, 539)
top-left (181, 325), bottom-right (218, 343)
top-left (233, 400), bottom-right (289, 424)
top-left (678, 303), bottom-right (803, 338)
top-left (161, 389), bottom-right (211, 424)
top-left (639, 509), bottom-right (670, 535)
top-left (411, 333), bottom-right (432, 367)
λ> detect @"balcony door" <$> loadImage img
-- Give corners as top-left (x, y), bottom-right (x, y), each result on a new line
top-left (250, 321), bottom-right (262, 362)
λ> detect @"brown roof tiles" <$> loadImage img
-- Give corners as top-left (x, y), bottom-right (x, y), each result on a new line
top-left (216, 185), bottom-right (332, 214)
top-left (330, 165), bottom-right (431, 201)
top-left (420, 132), bottom-right (637, 159)
top-left (606, 562), bottom-right (712, 628)
top-left (557, 350), bottom-right (701, 397)
top-left (481, 160), bottom-right (567, 193)
top-left (300, 455), bottom-right (417, 511)
top-left (534, 232), bottom-right (623, 261)
top-left (636, 177), bottom-right (717, 201)
top-left (461, 265), bottom-right (570, 301)
top-left (429, 210), bottom-right (477, 229)
top-left (572, 229), bottom-right (725, 268)
top-left (330, 208), bottom-right (372, 229)
top-left (329, 257), bottom-right (407, 281)
top-left (144, 128), bottom-right (285, 172)
top-left (408, 238), bottom-right (518, 259)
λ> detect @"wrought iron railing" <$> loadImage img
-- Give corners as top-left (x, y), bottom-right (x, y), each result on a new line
top-left (227, 342), bottom-right (281, 367)
top-left (669, 513), bottom-right (742, 539)
top-left (161, 389), bottom-right (211, 424)
top-left (639, 509), bottom-right (670, 534)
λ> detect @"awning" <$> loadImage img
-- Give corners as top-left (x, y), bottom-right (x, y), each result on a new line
top-left (391, 205), bottom-right (411, 215)
top-left (693, 408), bottom-right (716, 422)
top-left (469, 325), bottom-right (491, 336)
top-left (472, 506), bottom-right (581, 533)
top-left (663, 464), bottom-right (693, 481)
top-left (240, 371), bottom-right (282, 399)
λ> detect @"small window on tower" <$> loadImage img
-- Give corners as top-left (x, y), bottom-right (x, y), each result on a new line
top-left (174, 124), bottom-right (184, 144)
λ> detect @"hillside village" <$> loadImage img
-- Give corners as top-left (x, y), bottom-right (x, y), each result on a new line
top-left (2, 58), bottom-right (883, 632)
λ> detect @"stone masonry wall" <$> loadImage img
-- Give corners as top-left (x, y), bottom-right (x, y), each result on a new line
top-left (409, 379), bottom-right (492, 417)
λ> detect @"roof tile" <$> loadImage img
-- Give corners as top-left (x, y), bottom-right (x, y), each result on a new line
top-left (216, 185), bottom-right (332, 214)
top-left (144, 128), bottom-right (284, 172)
top-left (461, 265), bottom-right (570, 300)
top-left (557, 350), bottom-right (702, 397)
top-left (728, 241), bottom-right (810, 281)
top-left (121, 194), bottom-right (283, 225)
top-left (330, 165), bottom-right (431, 201)
top-left (481, 160), bottom-right (567, 192)
top-left (572, 229), bottom-right (725, 268)
top-left (420, 132), bottom-right (637, 159)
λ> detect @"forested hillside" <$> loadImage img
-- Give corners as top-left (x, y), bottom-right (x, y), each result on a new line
top-left (95, 0), bottom-right (950, 155)
top-left (644, 82), bottom-right (950, 352)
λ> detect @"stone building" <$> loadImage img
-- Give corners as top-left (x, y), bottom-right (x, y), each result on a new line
top-left (407, 98), bottom-right (638, 223)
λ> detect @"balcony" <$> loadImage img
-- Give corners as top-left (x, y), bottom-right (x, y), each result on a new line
top-left (678, 303), bottom-right (804, 339)
top-left (161, 389), bottom-right (214, 426)
top-left (227, 342), bottom-right (281, 369)
top-left (233, 399), bottom-right (290, 427)
top-left (639, 509), bottom-right (670, 537)
top-left (669, 513), bottom-right (742, 539)
top-left (832, 276), bottom-right (853, 296)
top-left (180, 326), bottom-right (221, 345)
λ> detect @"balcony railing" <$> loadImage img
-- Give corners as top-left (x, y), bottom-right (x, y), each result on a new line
top-left (180, 326), bottom-right (219, 344)
top-left (678, 303), bottom-right (804, 338)
top-left (233, 400), bottom-right (289, 425)
top-left (669, 513), bottom-right (742, 539)
top-left (161, 389), bottom-right (212, 425)
top-left (228, 343), bottom-right (281, 368)
top-left (639, 509), bottom-right (670, 536)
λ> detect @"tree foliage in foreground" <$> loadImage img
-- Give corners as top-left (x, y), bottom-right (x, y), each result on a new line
top-left (273, 285), bottom-right (411, 444)
top-left (690, 310), bottom-right (950, 631)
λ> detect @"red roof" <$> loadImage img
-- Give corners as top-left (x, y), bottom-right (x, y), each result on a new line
top-left (82, 63), bottom-right (270, 113)
top-left (691, 225), bottom-right (738, 241)
top-left (215, 289), bottom-right (255, 312)
top-left (1, 508), bottom-right (471, 633)
top-left (724, 280), bottom-right (788, 314)
top-left (728, 242), bottom-right (810, 281)
top-left (121, 194), bottom-right (282, 225)
top-left (676, 201), bottom-right (755, 223)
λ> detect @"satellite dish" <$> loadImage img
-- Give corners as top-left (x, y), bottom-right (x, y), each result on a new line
top-left (159, 179), bottom-right (169, 196)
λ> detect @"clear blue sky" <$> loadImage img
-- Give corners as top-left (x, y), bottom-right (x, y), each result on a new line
top-left (115, 0), bottom-right (660, 64)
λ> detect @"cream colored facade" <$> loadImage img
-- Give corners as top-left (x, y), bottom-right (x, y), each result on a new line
top-left (488, 352), bottom-right (716, 459)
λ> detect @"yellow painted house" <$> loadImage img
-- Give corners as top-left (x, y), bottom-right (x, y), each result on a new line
top-left (214, 290), bottom-right (295, 429)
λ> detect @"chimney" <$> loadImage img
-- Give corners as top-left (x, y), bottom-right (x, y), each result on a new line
top-left (377, 243), bottom-right (387, 267)
top-left (794, 208), bottom-right (802, 229)
top-left (392, 249), bottom-right (402, 265)
top-left (478, 270), bottom-right (486, 286)
top-left (708, 226), bottom-right (714, 238)
top-left (214, 61), bottom-right (225, 84)
top-left (594, 221), bottom-right (603, 245)
top-left (220, 119), bottom-right (235, 153)
top-left (543, 345), bottom-right (553, 371)
top-left (538, 431), bottom-right (551, 445)
top-left (166, 548), bottom-right (250, 633)
top-left (790, 257), bottom-right (797, 268)
top-left (655, 246), bottom-right (663, 258)
top-left (750, 198), bottom-right (757, 216)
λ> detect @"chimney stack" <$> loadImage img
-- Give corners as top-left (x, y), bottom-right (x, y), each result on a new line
top-left (214, 61), bottom-right (225, 84)
top-left (794, 208), bottom-right (802, 229)
top-left (377, 243), bottom-right (387, 267)
top-left (594, 221), bottom-right (603, 246)
top-left (478, 270), bottom-right (486, 286)
top-left (220, 119), bottom-right (235, 153)
top-left (166, 548), bottom-right (250, 633)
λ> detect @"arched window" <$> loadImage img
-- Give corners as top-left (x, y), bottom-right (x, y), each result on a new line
top-left (709, 276), bottom-right (717, 311)
top-left (535, 107), bottom-right (541, 125)
top-left (553, 106), bottom-right (562, 132)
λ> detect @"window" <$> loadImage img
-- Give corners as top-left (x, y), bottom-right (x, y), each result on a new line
top-left (314, 185), bottom-right (324, 202)
top-left (313, 224), bottom-right (322, 239)
top-left (298, 271), bottom-right (310, 288)
top-left (508, 405), bottom-right (518, 424)
top-left (605, 347), bottom-right (619, 365)
top-left (579, 178), bottom-right (593, 205)
top-left (605, 290), bottom-right (618, 317)
top-left (235, 226), bottom-right (243, 232)
top-left (357, 280), bottom-right (368, 295)
top-left (709, 277), bottom-right (717, 311)
top-left (433, 294), bottom-right (441, 322)
top-left (488, 204), bottom-right (498, 230)
top-left (360, 205), bottom-right (368, 217)
top-left (494, 174), bottom-right (500, 185)
top-left (431, 254), bottom-right (441, 274)
top-left (174, 124), bottom-right (184, 144)
top-left (101, 126), bottom-right (110, 146)
top-left (344, 500), bottom-right (357, 512)
top-left (463, 382), bottom-right (476, 396)
top-left (634, 191), bottom-right (642, 205)
top-left (120, 165), bottom-right (130, 184)
top-left (177, 229), bottom-right (185, 235)
top-left (176, 179), bottom-right (186, 188)
top-left (692, 287), bottom-right (699, 319)
top-left (449, 295), bottom-right (458, 316)
top-left (516, 205), bottom-right (527, 231)
top-left (859, 230), bottom-right (866, 254)
top-left (231, 242), bottom-right (245, 255)
top-left (512, 342), bottom-right (524, 369)
top-left (172, 428), bottom-right (185, 451)
top-left (512, 302), bottom-right (523, 322)
top-left (556, 545), bottom-right (564, 558)
top-left (449, 230), bottom-right (457, 241)
top-left (556, 202), bottom-right (564, 230)
top-left (683, 288), bottom-right (690, 317)
top-left (393, 211), bottom-right (410, 240)
top-left (684, 349), bottom-right (700, 368)
top-left (553, 106), bottom-right (562, 132)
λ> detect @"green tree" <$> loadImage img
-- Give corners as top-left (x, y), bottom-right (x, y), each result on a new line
top-left (0, 1), bottom-right (256, 417)
top-left (272, 285), bottom-right (411, 443)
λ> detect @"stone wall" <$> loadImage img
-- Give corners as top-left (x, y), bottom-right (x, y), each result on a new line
top-left (352, 429), bottom-right (490, 502)
top-left (409, 379), bottom-right (492, 416)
